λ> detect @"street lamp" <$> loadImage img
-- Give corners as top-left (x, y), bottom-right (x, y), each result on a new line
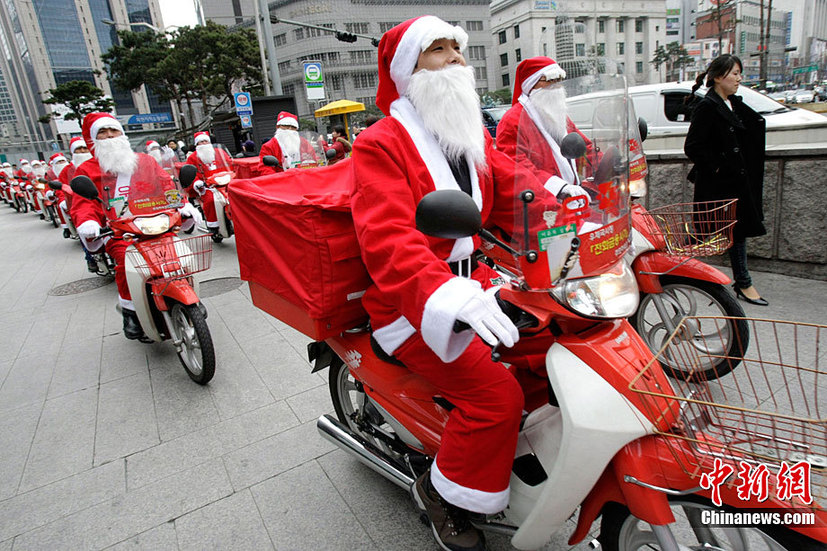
top-left (101, 18), bottom-right (173, 34)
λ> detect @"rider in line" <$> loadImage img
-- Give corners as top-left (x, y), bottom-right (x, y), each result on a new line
top-left (71, 112), bottom-right (201, 340)
top-left (184, 131), bottom-right (234, 235)
top-left (257, 111), bottom-right (318, 173)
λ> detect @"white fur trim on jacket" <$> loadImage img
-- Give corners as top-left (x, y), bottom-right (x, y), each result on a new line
top-left (390, 96), bottom-right (480, 262)
top-left (520, 63), bottom-right (566, 98)
top-left (544, 175), bottom-right (567, 196)
top-left (420, 276), bottom-right (481, 363)
top-left (89, 117), bottom-right (124, 144)
top-left (389, 16), bottom-right (468, 99)
top-left (431, 455), bottom-right (510, 513)
top-left (372, 315), bottom-right (417, 356)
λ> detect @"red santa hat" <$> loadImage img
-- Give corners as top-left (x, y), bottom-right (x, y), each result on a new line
top-left (375, 16), bottom-right (468, 115)
top-left (81, 112), bottom-right (125, 150)
top-left (49, 153), bottom-right (67, 166)
top-left (512, 57), bottom-right (566, 105)
top-left (69, 136), bottom-right (86, 154)
top-left (276, 111), bottom-right (299, 128)
top-left (145, 140), bottom-right (160, 150)
top-left (194, 131), bottom-right (211, 145)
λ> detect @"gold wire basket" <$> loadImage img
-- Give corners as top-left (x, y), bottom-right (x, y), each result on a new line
top-left (126, 234), bottom-right (213, 286)
top-left (640, 199), bottom-right (737, 257)
top-left (630, 317), bottom-right (826, 511)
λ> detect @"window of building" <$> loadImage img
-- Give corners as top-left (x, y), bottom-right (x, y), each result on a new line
top-left (617, 42), bottom-right (625, 55)
top-left (635, 19), bottom-right (643, 33)
top-left (357, 96), bottom-right (376, 107)
top-left (466, 21), bottom-right (483, 31)
top-left (502, 73), bottom-right (510, 87)
top-left (345, 22), bottom-right (369, 34)
top-left (514, 24), bottom-right (520, 39)
top-left (597, 43), bottom-right (605, 55)
top-left (636, 61), bottom-right (643, 73)
top-left (598, 20), bottom-right (605, 33)
top-left (306, 24), bottom-right (333, 38)
top-left (635, 42), bottom-right (643, 54)
top-left (294, 28), bottom-right (304, 40)
top-left (500, 52), bottom-right (508, 66)
top-left (353, 72), bottom-right (377, 89)
top-left (498, 30), bottom-right (507, 44)
top-left (467, 45), bottom-right (486, 60)
top-left (283, 83), bottom-right (295, 95)
top-left (330, 74), bottom-right (343, 91)
top-left (474, 65), bottom-right (487, 80)
top-left (617, 20), bottom-right (624, 33)
top-left (379, 22), bottom-right (401, 33)
top-left (278, 60), bottom-right (291, 72)
top-left (350, 50), bottom-right (373, 64)
top-left (515, 48), bottom-right (522, 62)
top-left (575, 44), bottom-right (585, 57)
top-left (275, 33), bottom-right (286, 46)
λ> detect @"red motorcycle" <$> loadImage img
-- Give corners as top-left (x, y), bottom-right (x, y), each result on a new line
top-left (72, 159), bottom-right (216, 384)
top-left (236, 73), bottom-right (825, 549)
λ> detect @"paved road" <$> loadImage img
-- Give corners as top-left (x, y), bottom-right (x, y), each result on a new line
top-left (0, 201), bottom-right (824, 550)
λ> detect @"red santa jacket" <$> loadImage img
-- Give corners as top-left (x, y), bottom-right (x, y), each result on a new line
top-left (15, 169), bottom-right (33, 183)
top-left (496, 103), bottom-right (595, 189)
top-left (184, 148), bottom-right (234, 182)
top-left (257, 135), bottom-right (318, 174)
top-left (70, 154), bottom-right (177, 226)
top-left (351, 116), bottom-right (554, 361)
top-left (57, 163), bottom-right (78, 209)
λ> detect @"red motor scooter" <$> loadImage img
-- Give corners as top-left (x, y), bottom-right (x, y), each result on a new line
top-left (239, 73), bottom-right (825, 550)
top-left (71, 160), bottom-right (216, 384)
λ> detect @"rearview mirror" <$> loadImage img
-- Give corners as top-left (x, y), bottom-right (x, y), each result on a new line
top-left (262, 155), bottom-right (280, 168)
top-left (415, 190), bottom-right (481, 239)
top-left (179, 164), bottom-right (197, 188)
top-left (638, 117), bottom-right (648, 142)
top-left (70, 175), bottom-right (99, 200)
top-left (560, 133), bottom-right (587, 159)
top-left (47, 180), bottom-right (63, 191)
top-left (325, 149), bottom-right (337, 160)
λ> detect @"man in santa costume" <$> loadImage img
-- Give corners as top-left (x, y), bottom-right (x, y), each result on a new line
top-left (257, 111), bottom-right (318, 173)
top-left (15, 159), bottom-right (33, 181)
top-left (184, 131), bottom-right (233, 234)
top-left (45, 152), bottom-right (72, 234)
top-left (351, 17), bottom-right (562, 551)
top-left (145, 140), bottom-right (164, 164)
top-left (496, 57), bottom-right (594, 204)
top-left (71, 112), bottom-right (201, 340)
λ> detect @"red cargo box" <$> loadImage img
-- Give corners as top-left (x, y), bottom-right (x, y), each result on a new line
top-left (232, 157), bottom-right (266, 180)
top-left (229, 159), bottom-right (370, 340)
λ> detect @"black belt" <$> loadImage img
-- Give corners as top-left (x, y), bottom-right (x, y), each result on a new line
top-left (448, 256), bottom-right (478, 278)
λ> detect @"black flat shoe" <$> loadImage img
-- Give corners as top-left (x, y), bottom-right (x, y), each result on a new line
top-left (733, 285), bottom-right (769, 306)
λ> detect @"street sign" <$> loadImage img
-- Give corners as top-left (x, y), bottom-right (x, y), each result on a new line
top-left (239, 114), bottom-right (253, 129)
top-left (234, 92), bottom-right (253, 116)
top-left (304, 61), bottom-right (325, 101)
top-left (127, 112), bottom-right (173, 124)
top-left (791, 65), bottom-right (818, 75)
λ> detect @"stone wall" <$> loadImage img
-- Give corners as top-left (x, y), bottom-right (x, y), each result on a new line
top-left (644, 147), bottom-right (827, 281)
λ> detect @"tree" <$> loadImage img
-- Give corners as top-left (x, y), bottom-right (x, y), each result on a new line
top-left (39, 80), bottom-right (115, 124)
top-left (705, 0), bottom-right (738, 56)
top-left (651, 42), bottom-right (694, 81)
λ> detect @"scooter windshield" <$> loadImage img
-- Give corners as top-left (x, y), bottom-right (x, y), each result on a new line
top-left (505, 70), bottom-right (632, 291)
top-left (125, 153), bottom-right (184, 216)
top-left (204, 144), bottom-right (235, 182)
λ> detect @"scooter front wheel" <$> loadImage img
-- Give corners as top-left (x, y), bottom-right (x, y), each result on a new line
top-left (46, 205), bottom-right (59, 227)
top-left (598, 497), bottom-right (823, 551)
top-left (631, 277), bottom-right (748, 382)
top-left (170, 302), bottom-right (215, 384)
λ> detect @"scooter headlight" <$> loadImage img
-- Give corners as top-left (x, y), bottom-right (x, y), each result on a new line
top-left (134, 214), bottom-right (171, 235)
top-left (629, 178), bottom-right (647, 198)
top-left (555, 262), bottom-right (639, 318)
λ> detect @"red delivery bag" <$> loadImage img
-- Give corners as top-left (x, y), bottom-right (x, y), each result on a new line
top-left (229, 158), bottom-right (370, 340)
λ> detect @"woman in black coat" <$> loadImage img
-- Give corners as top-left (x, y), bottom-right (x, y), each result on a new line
top-left (684, 54), bottom-right (768, 306)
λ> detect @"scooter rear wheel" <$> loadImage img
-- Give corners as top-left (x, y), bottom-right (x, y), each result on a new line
top-left (170, 302), bottom-right (215, 384)
top-left (598, 497), bottom-right (823, 551)
top-left (631, 277), bottom-right (749, 382)
top-left (46, 205), bottom-right (59, 228)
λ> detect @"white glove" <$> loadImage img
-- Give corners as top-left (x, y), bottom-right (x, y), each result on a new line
top-left (193, 180), bottom-right (206, 196)
top-left (178, 202), bottom-right (203, 229)
top-left (59, 200), bottom-right (67, 211)
top-left (46, 190), bottom-right (56, 201)
top-left (456, 289), bottom-right (519, 348)
top-left (26, 184), bottom-right (33, 192)
top-left (77, 220), bottom-right (101, 240)
top-left (557, 184), bottom-right (590, 200)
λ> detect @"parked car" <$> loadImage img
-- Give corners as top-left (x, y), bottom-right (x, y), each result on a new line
top-left (794, 89), bottom-right (816, 104)
top-left (482, 105), bottom-right (508, 138)
top-left (565, 81), bottom-right (827, 150)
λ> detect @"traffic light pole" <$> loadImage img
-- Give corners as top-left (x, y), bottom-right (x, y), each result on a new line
top-left (258, 0), bottom-right (283, 95)
top-left (271, 17), bottom-right (380, 47)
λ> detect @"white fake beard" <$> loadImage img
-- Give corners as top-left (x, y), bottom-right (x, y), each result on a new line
top-left (529, 86), bottom-right (569, 143)
top-left (2, 168), bottom-right (12, 177)
top-left (52, 163), bottom-right (67, 177)
top-left (148, 149), bottom-right (163, 163)
top-left (72, 152), bottom-right (92, 167)
top-left (405, 64), bottom-right (486, 167)
top-left (94, 135), bottom-right (138, 175)
top-left (275, 128), bottom-right (301, 163)
top-left (33, 167), bottom-right (46, 178)
top-left (22, 165), bottom-right (32, 174)
top-left (196, 144), bottom-right (215, 165)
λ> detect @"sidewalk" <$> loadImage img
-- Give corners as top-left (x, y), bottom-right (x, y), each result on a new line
top-left (0, 202), bottom-right (824, 550)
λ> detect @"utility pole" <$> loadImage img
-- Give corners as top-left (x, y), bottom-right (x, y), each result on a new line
top-left (758, 0), bottom-right (773, 90)
top-left (257, 0), bottom-right (282, 95)
top-left (253, 0), bottom-right (271, 95)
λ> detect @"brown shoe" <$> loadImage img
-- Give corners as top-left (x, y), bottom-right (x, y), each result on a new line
top-left (412, 469), bottom-right (486, 551)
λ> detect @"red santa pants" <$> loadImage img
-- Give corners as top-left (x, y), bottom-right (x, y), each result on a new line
top-left (200, 189), bottom-right (218, 227)
top-left (394, 332), bottom-right (524, 514)
top-left (106, 238), bottom-right (132, 307)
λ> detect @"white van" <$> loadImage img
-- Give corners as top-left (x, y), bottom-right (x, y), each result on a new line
top-left (566, 81), bottom-right (827, 151)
